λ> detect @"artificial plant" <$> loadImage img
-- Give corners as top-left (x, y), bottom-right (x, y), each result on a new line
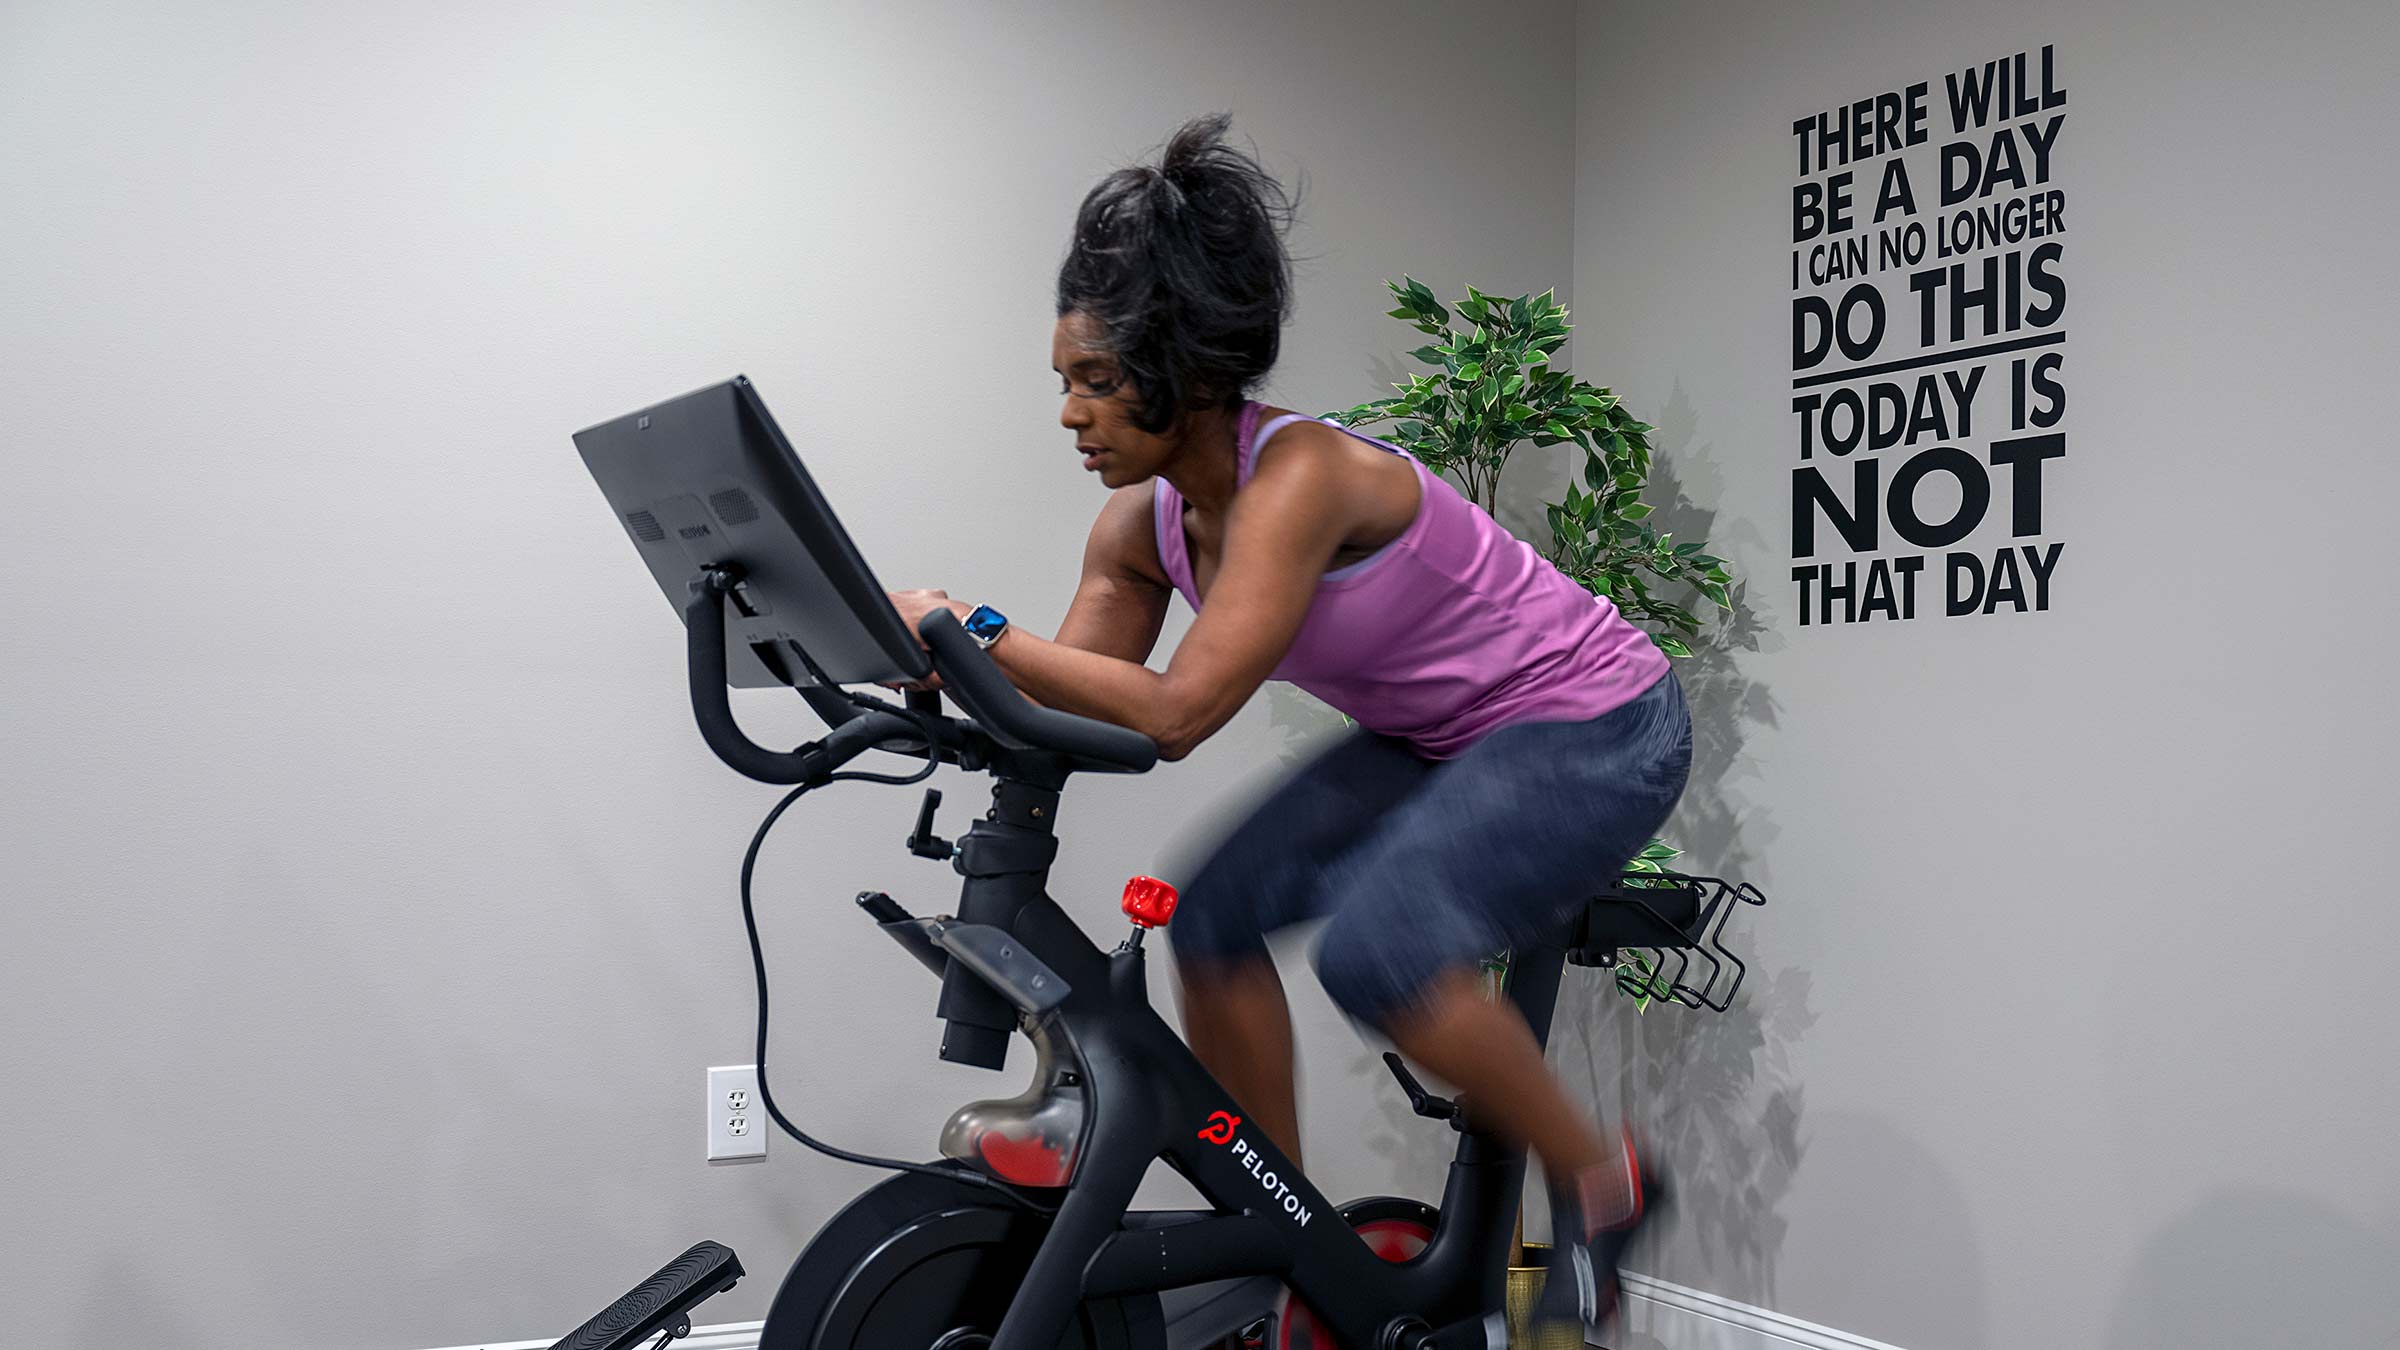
top-left (1327, 278), bottom-right (1743, 1006)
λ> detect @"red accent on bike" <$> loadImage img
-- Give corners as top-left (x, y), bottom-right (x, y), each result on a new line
top-left (1198, 1109), bottom-right (1242, 1144)
top-left (975, 1132), bottom-right (1075, 1187)
top-left (1120, 875), bottom-right (1180, 928)
top-left (1619, 1124), bottom-right (1645, 1227)
top-left (1356, 1217), bottom-right (1432, 1258)
top-left (1278, 1215), bottom-right (1433, 1350)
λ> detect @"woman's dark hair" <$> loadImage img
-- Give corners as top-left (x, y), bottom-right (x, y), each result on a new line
top-left (1056, 114), bottom-right (1296, 435)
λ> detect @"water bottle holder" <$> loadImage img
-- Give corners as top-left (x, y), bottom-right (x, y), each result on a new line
top-left (1567, 871), bottom-right (1769, 1012)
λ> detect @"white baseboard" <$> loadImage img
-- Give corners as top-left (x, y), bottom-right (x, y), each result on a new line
top-left (430, 1280), bottom-right (1902, 1350)
top-left (1620, 1273), bottom-right (1908, 1350)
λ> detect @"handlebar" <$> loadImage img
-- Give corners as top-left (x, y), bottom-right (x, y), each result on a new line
top-left (685, 571), bottom-right (958, 783)
top-left (683, 570), bottom-right (1156, 783)
top-left (917, 609), bottom-right (1157, 774)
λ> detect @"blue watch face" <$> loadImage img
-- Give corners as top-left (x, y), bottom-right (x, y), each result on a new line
top-left (963, 604), bottom-right (1009, 642)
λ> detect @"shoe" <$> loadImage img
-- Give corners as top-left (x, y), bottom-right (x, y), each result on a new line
top-left (1532, 1144), bottom-right (1669, 1335)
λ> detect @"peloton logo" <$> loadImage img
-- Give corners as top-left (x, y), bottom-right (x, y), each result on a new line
top-left (1198, 1111), bottom-right (1313, 1227)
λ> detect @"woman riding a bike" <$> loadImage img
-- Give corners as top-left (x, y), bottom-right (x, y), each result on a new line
top-left (891, 113), bottom-right (1691, 1336)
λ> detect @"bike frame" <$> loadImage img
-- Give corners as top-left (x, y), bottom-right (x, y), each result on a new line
top-left (923, 761), bottom-right (1560, 1350)
top-left (566, 385), bottom-right (1701, 1350)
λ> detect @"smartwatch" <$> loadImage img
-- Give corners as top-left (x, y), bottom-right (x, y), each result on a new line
top-left (962, 603), bottom-right (1011, 651)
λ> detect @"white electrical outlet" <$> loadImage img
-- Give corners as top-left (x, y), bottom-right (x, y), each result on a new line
top-left (707, 1064), bottom-right (766, 1162)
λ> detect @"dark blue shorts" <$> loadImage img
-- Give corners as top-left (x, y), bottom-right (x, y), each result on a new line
top-left (1170, 671), bottom-right (1694, 1026)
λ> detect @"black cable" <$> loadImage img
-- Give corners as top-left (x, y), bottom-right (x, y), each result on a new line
top-left (737, 705), bottom-right (1057, 1214)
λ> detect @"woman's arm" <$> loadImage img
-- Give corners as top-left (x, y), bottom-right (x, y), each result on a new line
top-left (887, 488), bottom-right (1164, 692)
top-left (896, 442), bottom-right (1363, 760)
top-left (1052, 484), bottom-right (1172, 663)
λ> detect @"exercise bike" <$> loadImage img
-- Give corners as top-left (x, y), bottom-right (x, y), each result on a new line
top-left (547, 378), bottom-right (1764, 1350)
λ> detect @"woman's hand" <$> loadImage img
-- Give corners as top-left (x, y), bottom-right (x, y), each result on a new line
top-left (884, 588), bottom-right (972, 690)
top-left (889, 588), bottom-right (973, 637)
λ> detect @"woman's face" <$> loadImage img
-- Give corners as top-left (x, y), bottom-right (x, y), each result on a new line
top-left (1053, 311), bottom-right (1173, 489)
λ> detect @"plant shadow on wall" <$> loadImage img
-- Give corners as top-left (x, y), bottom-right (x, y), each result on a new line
top-left (1588, 377), bottom-right (1808, 1308)
top-left (1321, 282), bottom-right (1805, 1300)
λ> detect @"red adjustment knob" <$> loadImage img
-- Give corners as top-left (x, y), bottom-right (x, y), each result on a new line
top-left (1120, 876), bottom-right (1179, 929)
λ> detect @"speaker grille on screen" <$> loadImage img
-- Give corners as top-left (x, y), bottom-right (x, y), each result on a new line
top-left (709, 488), bottom-right (760, 526)
top-left (625, 510), bottom-right (666, 543)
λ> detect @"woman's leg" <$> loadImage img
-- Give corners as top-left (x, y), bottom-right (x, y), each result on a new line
top-left (1309, 674), bottom-right (1692, 1312)
top-left (1380, 967), bottom-right (1615, 1178)
top-left (1178, 957), bottom-right (1304, 1160)
top-left (1169, 728), bottom-right (1433, 1165)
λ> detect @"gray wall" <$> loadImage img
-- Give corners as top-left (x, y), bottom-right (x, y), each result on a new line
top-left (1565, 2), bottom-right (2400, 1348)
top-left (0, 2), bottom-right (1576, 1345)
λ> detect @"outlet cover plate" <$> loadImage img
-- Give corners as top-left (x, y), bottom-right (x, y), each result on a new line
top-left (707, 1064), bottom-right (766, 1163)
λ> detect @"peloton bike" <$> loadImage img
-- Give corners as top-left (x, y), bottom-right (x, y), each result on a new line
top-left (550, 378), bottom-right (1764, 1350)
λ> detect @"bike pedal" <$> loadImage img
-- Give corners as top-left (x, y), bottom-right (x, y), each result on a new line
top-left (547, 1241), bottom-right (744, 1350)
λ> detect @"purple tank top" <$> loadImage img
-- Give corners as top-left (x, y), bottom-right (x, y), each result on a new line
top-left (1152, 401), bottom-right (1670, 759)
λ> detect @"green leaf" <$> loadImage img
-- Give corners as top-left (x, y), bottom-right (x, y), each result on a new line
top-left (1455, 362), bottom-right (1484, 382)
top-left (1506, 402), bottom-right (1537, 422)
top-left (1655, 632), bottom-right (1692, 658)
top-left (1623, 501), bottom-right (1653, 520)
